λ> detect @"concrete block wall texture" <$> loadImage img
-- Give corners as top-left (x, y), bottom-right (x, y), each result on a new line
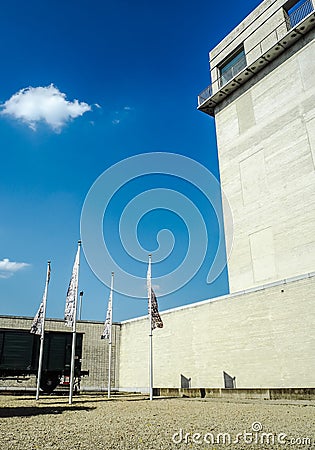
top-left (212, 28), bottom-right (315, 292)
top-left (0, 316), bottom-right (120, 391)
top-left (118, 275), bottom-right (315, 390)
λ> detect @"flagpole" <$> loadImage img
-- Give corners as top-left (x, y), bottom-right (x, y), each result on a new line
top-left (148, 254), bottom-right (153, 401)
top-left (69, 241), bottom-right (81, 405)
top-left (35, 261), bottom-right (51, 401)
top-left (108, 272), bottom-right (114, 399)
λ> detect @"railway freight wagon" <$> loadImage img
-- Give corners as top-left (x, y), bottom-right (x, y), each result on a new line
top-left (0, 328), bottom-right (88, 393)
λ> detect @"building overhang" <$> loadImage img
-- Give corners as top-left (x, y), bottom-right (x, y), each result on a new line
top-left (197, 10), bottom-right (315, 117)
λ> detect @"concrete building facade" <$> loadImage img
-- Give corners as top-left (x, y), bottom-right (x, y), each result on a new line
top-left (1, 0), bottom-right (314, 394)
top-left (198, 0), bottom-right (315, 293)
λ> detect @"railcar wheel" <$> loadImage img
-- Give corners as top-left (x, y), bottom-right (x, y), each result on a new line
top-left (40, 374), bottom-right (60, 393)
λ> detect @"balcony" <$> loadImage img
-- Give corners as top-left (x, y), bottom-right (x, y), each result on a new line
top-left (286, 0), bottom-right (314, 28)
top-left (197, 50), bottom-right (246, 109)
top-left (219, 50), bottom-right (247, 88)
top-left (197, 85), bottom-right (213, 107)
top-left (197, 3), bottom-right (315, 116)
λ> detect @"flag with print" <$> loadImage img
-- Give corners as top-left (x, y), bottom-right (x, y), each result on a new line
top-left (147, 257), bottom-right (163, 330)
top-left (30, 301), bottom-right (44, 335)
top-left (101, 290), bottom-right (112, 339)
top-left (150, 288), bottom-right (163, 330)
top-left (30, 262), bottom-right (51, 335)
top-left (65, 245), bottom-right (80, 327)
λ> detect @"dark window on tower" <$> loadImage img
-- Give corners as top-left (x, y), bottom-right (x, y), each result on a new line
top-left (219, 46), bottom-right (247, 87)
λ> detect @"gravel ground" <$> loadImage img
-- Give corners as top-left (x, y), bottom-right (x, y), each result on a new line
top-left (0, 394), bottom-right (314, 450)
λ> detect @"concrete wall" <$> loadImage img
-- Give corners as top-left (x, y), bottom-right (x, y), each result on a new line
top-left (1, 275), bottom-right (314, 392)
top-left (118, 274), bottom-right (315, 390)
top-left (214, 29), bottom-right (315, 292)
top-left (0, 316), bottom-right (120, 391)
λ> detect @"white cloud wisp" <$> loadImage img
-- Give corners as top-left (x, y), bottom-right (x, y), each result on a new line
top-left (1, 84), bottom-right (92, 131)
top-left (0, 258), bottom-right (30, 279)
top-left (111, 105), bottom-right (133, 125)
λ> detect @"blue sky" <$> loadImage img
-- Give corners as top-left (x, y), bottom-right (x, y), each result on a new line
top-left (0, 0), bottom-right (261, 322)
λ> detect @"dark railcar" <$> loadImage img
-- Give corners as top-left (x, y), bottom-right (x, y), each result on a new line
top-left (0, 328), bottom-right (87, 393)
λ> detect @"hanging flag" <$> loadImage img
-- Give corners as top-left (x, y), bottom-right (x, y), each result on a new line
top-left (147, 256), bottom-right (163, 330)
top-left (101, 289), bottom-right (112, 339)
top-left (30, 262), bottom-right (51, 335)
top-left (150, 288), bottom-right (163, 330)
top-left (65, 245), bottom-right (80, 327)
top-left (30, 302), bottom-right (44, 335)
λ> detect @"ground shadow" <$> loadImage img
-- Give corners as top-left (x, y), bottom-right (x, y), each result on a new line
top-left (11, 396), bottom-right (107, 405)
top-left (0, 405), bottom-right (95, 418)
top-left (7, 394), bottom-right (148, 406)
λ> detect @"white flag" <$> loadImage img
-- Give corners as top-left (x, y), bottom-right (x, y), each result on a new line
top-left (65, 245), bottom-right (80, 327)
top-left (101, 290), bottom-right (112, 339)
top-left (30, 262), bottom-right (51, 335)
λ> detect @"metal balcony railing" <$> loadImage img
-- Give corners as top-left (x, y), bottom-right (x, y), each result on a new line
top-left (197, 85), bottom-right (213, 106)
top-left (219, 52), bottom-right (247, 88)
top-left (287, 0), bottom-right (314, 28)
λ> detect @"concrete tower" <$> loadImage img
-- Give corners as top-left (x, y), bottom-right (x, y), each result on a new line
top-left (198, 0), bottom-right (315, 293)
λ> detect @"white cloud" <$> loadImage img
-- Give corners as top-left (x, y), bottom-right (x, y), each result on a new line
top-left (111, 105), bottom-right (133, 125)
top-left (0, 84), bottom-right (92, 131)
top-left (0, 258), bottom-right (30, 278)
